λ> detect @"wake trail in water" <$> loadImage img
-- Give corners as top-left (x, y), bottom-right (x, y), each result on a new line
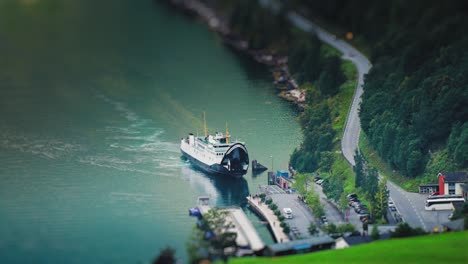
top-left (79, 93), bottom-right (184, 177)
top-left (0, 93), bottom-right (184, 178)
top-left (0, 128), bottom-right (84, 160)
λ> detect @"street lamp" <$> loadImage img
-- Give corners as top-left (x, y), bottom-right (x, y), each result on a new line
top-left (270, 155), bottom-right (274, 172)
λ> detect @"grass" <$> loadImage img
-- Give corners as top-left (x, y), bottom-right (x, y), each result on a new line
top-left (320, 42), bottom-right (342, 58)
top-left (330, 60), bottom-right (357, 135)
top-left (359, 132), bottom-right (424, 192)
top-left (229, 231), bottom-right (468, 264)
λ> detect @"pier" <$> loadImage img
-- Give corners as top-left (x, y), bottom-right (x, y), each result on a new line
top-left (247, 196), bottom-right (290, 243)
top-left (193, 196), bottom-right (265, 253)
top-left (224, 208), bottom-right (264, 252)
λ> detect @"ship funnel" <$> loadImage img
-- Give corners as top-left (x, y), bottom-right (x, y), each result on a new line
top-left (189, 133), bottom-right (195, 146)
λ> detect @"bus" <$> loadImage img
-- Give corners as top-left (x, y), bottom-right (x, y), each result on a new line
top-left (424, 195), bottom-right (465, 211)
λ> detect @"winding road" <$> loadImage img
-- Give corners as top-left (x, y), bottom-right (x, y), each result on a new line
top-left (286, 12), bottom-right (443, 231)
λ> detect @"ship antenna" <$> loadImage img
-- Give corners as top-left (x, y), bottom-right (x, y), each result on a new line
top-left (203, 112), bottom-right (207, 137)
top-left (225, 122), bottom-right (230, 144)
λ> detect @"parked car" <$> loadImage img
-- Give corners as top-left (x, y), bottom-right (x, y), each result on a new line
top-left (359, 210), bottom-right (369, 216)
top-left (314, 177), bottom-right (322, 182)
top-left (359, 214), bottom-right (369, 222)
top-left (283, 208), bottom-right (293, 219)
top-left (389, 206), bottom-right (397, 212)
top-left (347, 193), bottom-right (358, 200)
top-left (316, 179), bottom-right (324, 185)
top-left (321, 215), bottom-right (328, 224)
top-left (388, 200), bottom-right (395, 207)
top-left (355, 205), bottom-right (368, 214)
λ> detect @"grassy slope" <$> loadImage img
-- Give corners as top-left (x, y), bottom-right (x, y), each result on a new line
top-left (325, 59), bottom-right (357, 192)
top-left (230, 231), bottom-right (468, 264)
top-left (359, 132), bottom-right (426, 192)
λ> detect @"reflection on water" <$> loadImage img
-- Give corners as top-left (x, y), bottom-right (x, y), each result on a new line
top-left (181, 163), bottom-right (249, 207)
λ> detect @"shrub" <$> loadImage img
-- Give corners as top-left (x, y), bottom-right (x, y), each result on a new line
top-left (308, 223), bottom-right (318, 236)
top-left (265, 199), bottom-right (273, 205)
top-left (391, 223), bottom-right (427, 238)
top-left (278, 215), bottom-right (285, 221)
top-left (371, 224), bottom-right (380, 240)
top-left (274, 209), bottom-right (281, 216)
top-left (259, 193), bottom-right (266, 199)
top-left (283, 225), bottom-right (290, 234)
top-left (280, 222), bottom-right (286, 228)
top-left (269, 203), bottom-right (278, 210)
top-left (337, 223), bottom-right (355, 233)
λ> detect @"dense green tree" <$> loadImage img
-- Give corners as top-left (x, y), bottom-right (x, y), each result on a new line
top-left (322, 172), bottom-right (344, 201)
top-left (308, 223), bottom-right (319, 236)
top-left (447, 123), bottom-right (468, 167)
top-left (282, 0), bottom-right (468, 177)
top-left (391, 223), bottom-right (427, 238)
top-left (354, 150), bottom-right (365, 188)
top-left (365, 168), bottom-right (379, 203)
top-left (187, 209), bottom-right (237, 263)
top-left (153, 247), bottom-right (177, 264)
top-left (371, 225), bottom-right (380, 240)
top-left (316, 55), bottom-right (345, 96)
top-left (289, 32), bottom-right (322, 83)
top-left (374, 177), bottom-right (389, 223)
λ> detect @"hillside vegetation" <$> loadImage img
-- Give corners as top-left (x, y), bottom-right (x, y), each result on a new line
top-left (229, 231), bottom-right (468, 264)
top-left (294, 0), bottom-right (468, 178)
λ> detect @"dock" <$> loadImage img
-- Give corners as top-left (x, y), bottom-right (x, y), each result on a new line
top-left (224, 208), bottom-right (264, 252)
top-left (247, 196), bottom-right (290, 243)
top-left (192, 196), bottom-right (265, 253)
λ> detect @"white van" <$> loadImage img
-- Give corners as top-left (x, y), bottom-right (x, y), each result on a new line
top-left (283, 208), bottom-right (293, 219)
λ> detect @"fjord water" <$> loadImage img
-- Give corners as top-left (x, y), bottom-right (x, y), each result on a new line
top-left (0, 0), bottom-right (301, 263)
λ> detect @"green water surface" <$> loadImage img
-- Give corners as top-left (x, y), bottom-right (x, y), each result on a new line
top-left (0, 0), bottom-right (301, 263)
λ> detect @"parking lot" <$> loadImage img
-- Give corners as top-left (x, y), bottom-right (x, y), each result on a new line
top-left (259, 185), bottom-right (320, 239)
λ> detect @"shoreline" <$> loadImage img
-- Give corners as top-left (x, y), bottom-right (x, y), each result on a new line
top-left (165, 0), bottom-right (307, 110)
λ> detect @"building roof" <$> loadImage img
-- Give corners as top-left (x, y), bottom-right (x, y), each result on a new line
top-left (442, 219), bottom-right (465, 231)
top-left (342, 236), bottom-right (373, 246)
top-left (419, 184), bottom-right (439, 187)
top-left (442, 172), bottom-right (468, 183)
top-left (266, 236), bottom-right (335, 252)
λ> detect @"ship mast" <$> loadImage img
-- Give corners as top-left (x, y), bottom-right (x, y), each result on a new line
top-left (203, 112), bottom-right (207, 137)
top-left (225, 122), bottom-right (231, 144)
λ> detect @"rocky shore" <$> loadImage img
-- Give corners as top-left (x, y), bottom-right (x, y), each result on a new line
top-left (165, 0), bottom-right (306, 109)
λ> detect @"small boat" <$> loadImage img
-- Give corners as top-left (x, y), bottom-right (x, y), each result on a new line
top-left (251, 160), bottom-right (268, 172)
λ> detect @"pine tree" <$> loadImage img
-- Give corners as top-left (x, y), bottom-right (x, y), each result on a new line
top-left (375, 177), bottom-right (390, 223)
top-left (354, 150), bottom-right (365, 188)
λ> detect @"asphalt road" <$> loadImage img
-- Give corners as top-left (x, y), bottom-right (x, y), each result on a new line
top-left (286, 13), bottom-right (445, 231)
top-left (287, 12), bottom-right (371, 167)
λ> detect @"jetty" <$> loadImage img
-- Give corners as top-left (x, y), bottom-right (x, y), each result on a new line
top-left (247, 196), bottom-right (290, 243)
top-left (190, 196), bottom-right (265, 254)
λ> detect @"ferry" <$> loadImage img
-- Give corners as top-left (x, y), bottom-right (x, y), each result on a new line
top-left (180, 113), bottom-right (249, 178)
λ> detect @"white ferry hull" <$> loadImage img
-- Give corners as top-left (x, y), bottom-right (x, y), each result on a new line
top-left (181, 141), bottom-right (249, 178)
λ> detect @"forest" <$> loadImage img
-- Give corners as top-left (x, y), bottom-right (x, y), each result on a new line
top-left (217, 0), bottom-right (468, 179)
top-left (289, 0), bottom-right (468, 177)
top-left (293, 0), bottom-right (468, 177)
